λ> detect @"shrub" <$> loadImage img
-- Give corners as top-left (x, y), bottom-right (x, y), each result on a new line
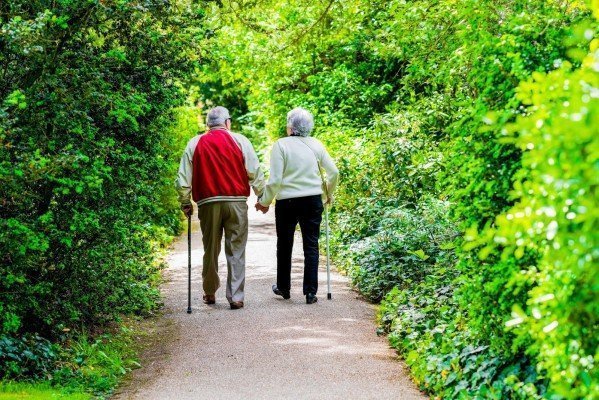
top-left (337, 198), bottom-right (457, 302)
top-left (475, 21), bottom-right (598, 398)
top-left (0, 334), bottom-right (59, 380)
top-left (0, 1), bottom-right (205, 388)
top-left (119, 0), bottom-right (597, 398)
top-left (0, 0), bottom-right (203, 338)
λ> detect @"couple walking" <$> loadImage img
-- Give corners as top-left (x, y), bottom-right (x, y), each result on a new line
top-left (175, 106), bottom-right (339, 309)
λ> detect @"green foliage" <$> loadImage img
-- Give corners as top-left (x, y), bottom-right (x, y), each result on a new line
top-left (379, 282), bottom-right (547, 399)
top-left (0, 323), bottom-right (140, 398)
top-left (49, 329), bottom-right (141, 397)
top-left (1, 0), bottom-right (596, 398)
top-left (0, 0), bottom-right (204, 394)
top-left (200, 0), bottom-right (597, 398)
top-left (0, 1), bottom-right (202, 336)
top-left (0, 335), bottom-right (59, 380)
top-left (336, 199), bottom-right (457, 302)
top-left (0, 381), bottom-right (90, 400)
top-left (469, 23), bottom-right (599, 398)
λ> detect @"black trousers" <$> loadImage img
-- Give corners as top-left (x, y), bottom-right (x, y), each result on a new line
top-left (275, 195), bottom-right (323, 295)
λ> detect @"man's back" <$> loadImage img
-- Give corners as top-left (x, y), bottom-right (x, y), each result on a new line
top-left (191, 129), bottom-right (250, 204)
top-left (175, 106), bottom-right (265, 310)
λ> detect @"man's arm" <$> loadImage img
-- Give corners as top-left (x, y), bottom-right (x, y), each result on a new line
top-left (175, 137), bottom-right (199, 214)
top-left (233, 133), bottom-right (266, 197)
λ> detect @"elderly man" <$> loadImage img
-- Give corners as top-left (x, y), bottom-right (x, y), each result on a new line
top-left (176, 106), bottom-right (265, 310)
top-left (256, 108), bottom-right (338, 304)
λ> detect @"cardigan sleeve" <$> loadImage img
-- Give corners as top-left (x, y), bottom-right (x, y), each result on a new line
top-left (319, 144), bottom-right (339, 199)
top-left (258, 141), bottom-right (284, 206)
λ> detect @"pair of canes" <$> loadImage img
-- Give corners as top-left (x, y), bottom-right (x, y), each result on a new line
top-left (186, 204), bottom-right (332, 313)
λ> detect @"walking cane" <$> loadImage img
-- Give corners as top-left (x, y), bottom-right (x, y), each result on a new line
top-left (325, 203), bottom-right (332, 300)
top-left (304, 143), bottom-right (332, 301)
top-left (187, 214), bottom-right (192, 314)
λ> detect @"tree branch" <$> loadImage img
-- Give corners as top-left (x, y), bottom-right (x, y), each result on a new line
top-left (275, 0), bottom-right (336, 53)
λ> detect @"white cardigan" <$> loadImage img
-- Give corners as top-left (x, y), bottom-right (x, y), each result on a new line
top-left (258, 136), bottom-right (339, 206)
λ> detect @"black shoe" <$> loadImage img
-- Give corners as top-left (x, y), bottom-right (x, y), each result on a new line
top-left (306, 293), bottom-right (318, 304)
top-left (272, 285), bottom-right (290, 299)
top-left (230, 301), bottom-right (244, 310)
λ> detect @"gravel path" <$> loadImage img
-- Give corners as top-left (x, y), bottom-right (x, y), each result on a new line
top-left (113, 198), bottom-right (425, 400)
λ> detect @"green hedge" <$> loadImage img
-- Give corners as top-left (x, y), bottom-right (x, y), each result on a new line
top-left (3, 0), bottom-right (595, 397)
top-left (0, 0), bottom-right (204, 380)
top-left (200, 0), bottom-right (597, 398)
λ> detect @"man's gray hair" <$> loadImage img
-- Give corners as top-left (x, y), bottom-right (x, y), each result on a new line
top-left (206, 106), bottom-right (231, 128)
top-left (287, 107), bottom-right (314, 137)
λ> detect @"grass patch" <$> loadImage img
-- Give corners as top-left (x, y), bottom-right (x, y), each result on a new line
top-left (51, 326), bottom-right (141, 397)
top-left (1, 320), bottom-right (149, 399)
top-left (0, 382), bottom-right (90, 400)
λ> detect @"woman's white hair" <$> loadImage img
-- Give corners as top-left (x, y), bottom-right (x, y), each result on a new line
top-left (287, 107), bottom-right (314, 137)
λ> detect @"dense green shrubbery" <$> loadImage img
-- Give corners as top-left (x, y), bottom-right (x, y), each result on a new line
top-left (336, 199), bottom-right (456, 303)
top-left (0, 334), bottom-right (59, 380)
top-left (476, 29), bottom-right (599, 396)
top-left (2, 0), bottom-right (596, 397)
top-left (0, 0), bottom-right (204, 386)
top-left (379, 281), bottom-right (547, 399)
top-left (201, 0), bottom-right (597, 397)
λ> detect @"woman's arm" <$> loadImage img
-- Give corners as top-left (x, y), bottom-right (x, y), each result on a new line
top-left (258, 141), bottom-right (284, 206)
top-left (320, 146), bottom-right (339, 200)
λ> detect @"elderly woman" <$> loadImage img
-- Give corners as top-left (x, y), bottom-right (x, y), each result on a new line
top-left (256, 108), bottom-right (339, 304)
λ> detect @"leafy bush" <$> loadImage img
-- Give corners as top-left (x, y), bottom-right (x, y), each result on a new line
top-left (0, 334), bottom-right (59, 380)
top-left (379, 282), bottom-right (548, 399)
top-left (471, 21), bottom-right (599, 398)
top-left (0, 1), bottom-right (202, 337)
top-left (0, 0), bottom-right (205, 393)
top-left (196, 0), bottom-right (596, 398)
top-left (337, 199), bottom-right (457, 302)
top-left (1, 325), bottom-right (142, 398)
top-left (3, 0), bottom-right (594, 398)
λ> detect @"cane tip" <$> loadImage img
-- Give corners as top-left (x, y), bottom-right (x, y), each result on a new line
top-left (186, 308), bottom-right (192, 314)
top-left (327, 293), bottom-right (332, 300)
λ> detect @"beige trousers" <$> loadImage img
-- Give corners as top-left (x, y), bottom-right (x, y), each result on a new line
top-left (198, 201), bottom-right (248, 303)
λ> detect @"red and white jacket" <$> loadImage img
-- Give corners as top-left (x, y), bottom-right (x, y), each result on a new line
top-left (176, 128), bottom-right (265, 206)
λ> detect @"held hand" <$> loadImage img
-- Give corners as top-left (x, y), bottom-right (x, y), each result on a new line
top-left (255, 202), bottom-right (269, 214)
top-left (181, 204), bottom-right (193, 218)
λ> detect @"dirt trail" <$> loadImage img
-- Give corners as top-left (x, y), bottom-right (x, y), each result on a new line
top-left (113, 198), bottom-right (425, 400)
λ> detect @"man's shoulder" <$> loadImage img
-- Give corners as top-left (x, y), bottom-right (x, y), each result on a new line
top-left (186, 134), bottom-right (202, 148)
top-left (230, 131), bottom-right (254, 147)
top-left (230, 131), bottom-right (248, 141)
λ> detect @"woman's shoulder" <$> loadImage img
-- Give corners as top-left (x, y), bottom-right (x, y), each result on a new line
top-left (305, 136), bottom-right (323, 145)
top-left (276, 136), bottom-right (324, 152)
top-left (304, 136), bottom-right (326, 152)
top-left (275, 136), bottom-right (304, 148)
top-left (273, 137), bottom-right (290, 148)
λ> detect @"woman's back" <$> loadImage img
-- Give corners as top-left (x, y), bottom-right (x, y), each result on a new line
top-left (273, 136), bottom-right (325, 199)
